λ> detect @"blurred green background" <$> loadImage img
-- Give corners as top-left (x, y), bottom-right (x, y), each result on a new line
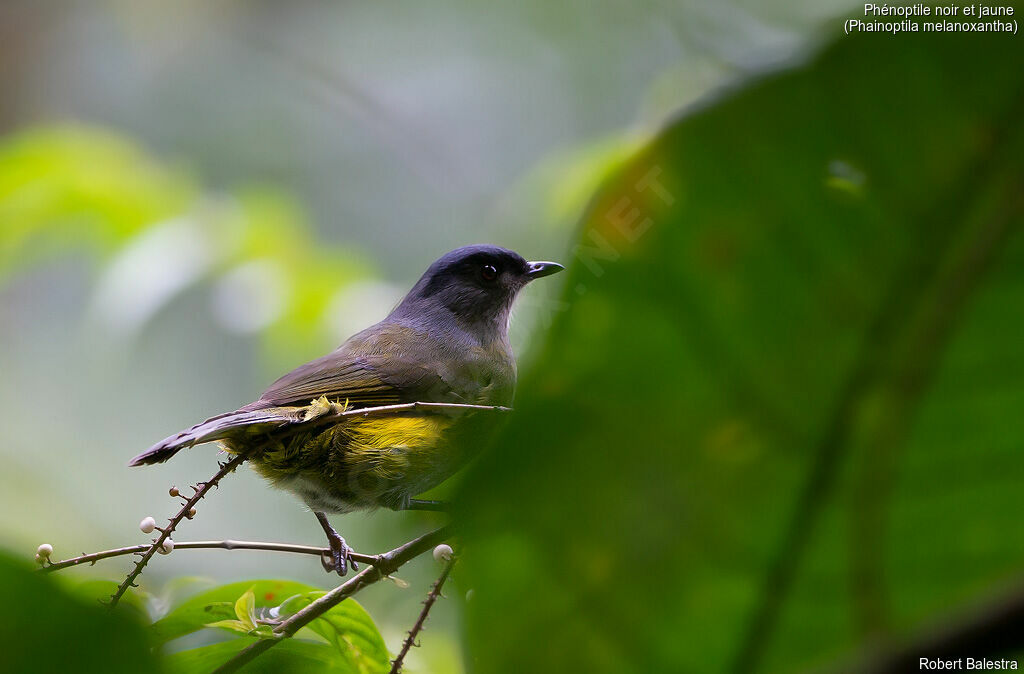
top-left (3, 1), bottom-right (1023, 673)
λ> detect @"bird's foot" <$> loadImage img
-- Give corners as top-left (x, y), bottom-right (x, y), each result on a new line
top-left (320, 532), bottom-right (358, 576)
top-left (315, 511), bottom-right (359, 576)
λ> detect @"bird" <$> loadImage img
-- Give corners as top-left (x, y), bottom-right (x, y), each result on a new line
top-left (129, 244), bottom-right (564, 574)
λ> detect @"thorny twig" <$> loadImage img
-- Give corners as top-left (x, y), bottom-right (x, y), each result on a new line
top-left (389, 553), bottom-right (458, 674)
top-left (107, 452), bottom-right (247, 607)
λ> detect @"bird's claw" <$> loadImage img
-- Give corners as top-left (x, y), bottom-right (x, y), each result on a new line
top-left (320, 532), bottom-right (358, 576)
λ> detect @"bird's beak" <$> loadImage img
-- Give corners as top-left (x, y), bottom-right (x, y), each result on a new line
top-left (525, 261), bottom-right (565, 280)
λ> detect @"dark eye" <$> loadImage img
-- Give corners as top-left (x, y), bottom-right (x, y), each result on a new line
top-left (481, 264), bottom-right (498, 281)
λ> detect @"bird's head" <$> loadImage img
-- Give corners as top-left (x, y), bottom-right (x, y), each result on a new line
top-left (392, 244), bottom-right (563, 335)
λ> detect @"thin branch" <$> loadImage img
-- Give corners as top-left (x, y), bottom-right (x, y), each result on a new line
top-left (309, 402), bottom-right (511, 428)
top-left (213, 526), bottom-right (452, 674)
top-left (108, 452), bottom-right (248, 607)
top-left (40, 539), bottom-right (381, 573)
top-left (389, 554), bottom-right (457, 674)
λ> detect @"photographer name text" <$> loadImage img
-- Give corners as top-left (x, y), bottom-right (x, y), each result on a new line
top-left (920, 658), bottom-right (1019, 670)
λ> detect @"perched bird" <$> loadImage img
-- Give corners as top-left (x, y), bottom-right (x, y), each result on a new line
top-left (130, 245), bottom-right (563, 574)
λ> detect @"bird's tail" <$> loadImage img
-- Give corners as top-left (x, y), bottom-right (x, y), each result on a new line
top-left (129, 407), bottom-right (299, 466)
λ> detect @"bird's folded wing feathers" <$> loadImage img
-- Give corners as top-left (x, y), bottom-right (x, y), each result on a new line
top-left (253, 359), bottom-right (402, 408)
top-left (130, 325), bottom-right (464, 467)
top-left (252, 344), bottom-right (460, 409)
top-left (128, 407), bottom-right (302, 466)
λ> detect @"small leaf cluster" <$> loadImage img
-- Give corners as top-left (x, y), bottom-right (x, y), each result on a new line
top-left (148, 579), bottom-right (391, 673)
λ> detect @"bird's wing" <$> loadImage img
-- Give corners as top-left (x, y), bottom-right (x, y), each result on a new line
top-left (251, 324), bottom-right (462, 409)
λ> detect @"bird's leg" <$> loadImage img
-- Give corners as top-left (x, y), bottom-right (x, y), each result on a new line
top-left (315, 511), bottom-right (358, 576)
top-left (404, 499), bottom-right (450, 512)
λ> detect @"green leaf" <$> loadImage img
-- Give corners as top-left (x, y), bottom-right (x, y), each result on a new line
top-left (0, 550), bottom-right (162, 673)
top-left (59, 578), bottom-right (149, 620)
top-left (198, 600), bottom-right (237, 622)
top-left (280, 593), bottom-right (390, 673)
top-left (166, 638), bottom-right (344, 674)
top-left (277, 592), bottom-right (310, 616)
top-left (460, 12), bottom-right (1024, 674)
top-left (206, 619), bottom-right (256, 636)
top-left (234, 586), bottom-right (258, 630)
top-left (151, 579), bottom-right (317, 645)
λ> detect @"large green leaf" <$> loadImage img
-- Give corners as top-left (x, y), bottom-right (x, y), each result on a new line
top-left (0, 551), bottom-right (162, 674)
top-left (61, 578), bottom-right (150, 619)
top-left (459, 14), bottom-right (1024, 674)
top-left (165, 638), bottom-right (341, 673)
top-left (281, 592), bottom-right (391, 674)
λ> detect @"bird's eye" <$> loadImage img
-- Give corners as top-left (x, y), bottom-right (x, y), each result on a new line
top-left (481, 264), bottom-right (498, 281)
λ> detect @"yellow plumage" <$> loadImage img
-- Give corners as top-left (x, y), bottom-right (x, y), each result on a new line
top-left (345, 415), bottom-right (452, 481)
top-left (240, 405), bottom-right (457, 513)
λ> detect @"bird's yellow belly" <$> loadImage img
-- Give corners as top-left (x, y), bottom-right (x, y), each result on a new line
top-left (243, 414), bottom-right (462, 512)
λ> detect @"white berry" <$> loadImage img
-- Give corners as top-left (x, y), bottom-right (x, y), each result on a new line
top-left (139, 516), bottom-right (157, 534)
top-left (36, 543), bottom-right (53, 559)
top-left (433, 544), bottom-right (454, 562)
top-left (158, 539), bottom-right (174, 555)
